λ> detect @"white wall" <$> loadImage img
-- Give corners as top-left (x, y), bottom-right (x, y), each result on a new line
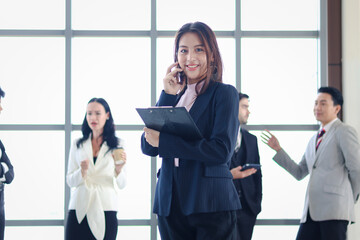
top-left (342, 0), bottom-right (360, 239)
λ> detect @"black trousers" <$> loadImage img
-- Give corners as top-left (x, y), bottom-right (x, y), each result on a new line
top-left (157, 183), bottom-right (237, 240)
top-left (0, 191), bottom-right (4, 240)
top-left (0, 208), bottom-right (4, 240)
top-left (235, 201), bottom-right (257, 240)
top-left (65, 210), bottom-right (118, 240)
top-left (296, 211), bottom-right (348, 240)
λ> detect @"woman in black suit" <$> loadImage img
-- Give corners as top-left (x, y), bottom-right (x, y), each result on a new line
top-left (0, 87), bottom-right (15, 240)
top-left (142, 22), bottom-right (241, 240)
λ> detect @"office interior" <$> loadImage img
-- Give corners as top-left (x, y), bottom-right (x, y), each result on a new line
top-left (0, 0), bottom-right (359, 239)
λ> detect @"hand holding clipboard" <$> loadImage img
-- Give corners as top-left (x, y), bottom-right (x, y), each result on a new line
top-left (136, 107), bottom-right (203, 141)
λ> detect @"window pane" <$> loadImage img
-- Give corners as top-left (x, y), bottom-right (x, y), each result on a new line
top-left (70, 131), bottom-right (151, 219)
top-left (72, 37), bottom-right (151, 125)
top-left (218, 38), bottom-right (236, 87)
top-left (241, 38), bottom-right (319, 125)
top-left (156, 37), bottom-right (174, 100)
top-left (253, 130), bottom-right (315, 219)
top-left (3, 131), bottom-right (65, 220)
top-left (156, 37), bottom-right (236, 98)
top-left (0, 38), bottom-right (65, 124)
top-left (252, 225), bottom-right (298, 240)
top-left (72, 0), bottom-right (150, 30)
top-left (116, 131), bottom-right (151, 219)
top-left (157, 0), bottom-right (235, 31)
top-left (5, 226), bottom-right (64, 240)
top-left (117, 226), bottom-right (150, 239)
top-left (0, 0), bottom-right (65, 29)
top-left (241, 0), bottom-right (320, 30)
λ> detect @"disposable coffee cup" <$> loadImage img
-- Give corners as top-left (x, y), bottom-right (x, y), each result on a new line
top-left (113, 148), bottom-right (125, 165)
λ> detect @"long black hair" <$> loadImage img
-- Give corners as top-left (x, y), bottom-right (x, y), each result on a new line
top-left (76, 98), bottom-right (118, 150)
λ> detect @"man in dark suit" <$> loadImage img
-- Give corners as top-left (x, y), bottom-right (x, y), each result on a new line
top-left (0, 87), bottom-right (15, 240)
top-left (230, 93), bottom-right (262, 240)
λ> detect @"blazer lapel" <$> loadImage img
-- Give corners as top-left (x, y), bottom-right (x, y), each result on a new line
top-left (83, 137), bottom-right (94, 166)
top-left (240, 128), bottom-right (248, 149)
top-left (314, 119), bottom-right (340, 163)
top-left (189, 81), bottom-right (218, 123)
top-left (175, 85), bottom-right (187, 105)
top-left (95, 142), bottom-right (110, 167)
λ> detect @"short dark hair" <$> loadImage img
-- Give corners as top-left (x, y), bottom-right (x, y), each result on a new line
top-left (239, 92), bottom-right (249, 101)
top-left (0, 87), bottom-right (5, 98)
top-left (318, 87), bottom-right (343, 107)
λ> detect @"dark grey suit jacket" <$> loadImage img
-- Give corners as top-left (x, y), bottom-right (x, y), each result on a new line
top-left (230, 128), bottom-right (262, 216)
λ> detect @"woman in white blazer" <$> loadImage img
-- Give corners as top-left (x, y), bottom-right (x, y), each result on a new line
top-left (65, 98), bottom-right (127, 240)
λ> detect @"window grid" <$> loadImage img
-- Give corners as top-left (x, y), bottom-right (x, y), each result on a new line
top-left (0, 0), bottom-right (327, 239)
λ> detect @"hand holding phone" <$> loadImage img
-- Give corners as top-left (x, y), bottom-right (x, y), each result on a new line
top-left (163, 62), bottom-right (184, 95)
top-left (176, 63), bottom-right (185, 84)
top-left (241, 163), bottom-right (261, 171)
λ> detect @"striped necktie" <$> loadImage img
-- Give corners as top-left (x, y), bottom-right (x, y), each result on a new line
top-left (316, 128), bottom-right (326, 151)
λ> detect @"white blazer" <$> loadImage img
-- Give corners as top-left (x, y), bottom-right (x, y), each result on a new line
top-left (273, 119), bottom-right (360, 223)
top-left (67, 136), bottom-right (127, 240)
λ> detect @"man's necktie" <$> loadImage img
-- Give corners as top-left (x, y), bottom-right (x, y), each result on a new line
top-left (316, 128), bottom-right (326, 151)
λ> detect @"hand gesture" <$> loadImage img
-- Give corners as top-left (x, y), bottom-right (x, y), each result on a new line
top-left (261, 129), bottom-right (282, 152)
top-left (230, 166), bottom-right (257, 179)
top-left (144, 127), bottom-right (160, 147)
top-left (80, 159), bottom-right (90, 178)
top-left (163, 62), bottom-right (185, 95)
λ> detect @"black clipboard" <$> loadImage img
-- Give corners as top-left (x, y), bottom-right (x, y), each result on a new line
top-left (136, 107), bottom-right (203, 140)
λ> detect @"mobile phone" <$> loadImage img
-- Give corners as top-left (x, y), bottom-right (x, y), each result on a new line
top-left (241, 163), bottom-right (261, 171)
top-left (176, 64), bottom-right (184, 84)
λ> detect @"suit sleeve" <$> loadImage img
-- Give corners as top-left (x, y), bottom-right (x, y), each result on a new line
top-left (157, 85), bottom-right (239, 165)
top-left (115, 166), bottom-right (127, 189)
top-left (0, 140), bottom-right (14, 184)
top-left (339, 125), bottom-right (360, 202)
top-left (273, 148), bottom-right (309, 181)
top-left (141, 90), bottom-right (178, 157)
top-left (66, 140), bottom-right (84, 188)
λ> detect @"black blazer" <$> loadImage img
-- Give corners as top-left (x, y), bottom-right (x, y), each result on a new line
top-left (141, 81), bottom-right (241, 216)
top-left (0, 140), bottom-right (14, 210)
top-left (230, 128), bottom-right (262, 215)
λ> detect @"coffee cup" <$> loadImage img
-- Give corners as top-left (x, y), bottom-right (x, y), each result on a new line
top-left (113, 148), bottom-right (125, 165)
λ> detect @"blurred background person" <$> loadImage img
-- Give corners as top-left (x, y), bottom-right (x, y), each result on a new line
top-left (0, 87), bottom-right (15, 240)
top-left (230, 92), bottom-right (262, 240)
top-left (65, 98), bottom-right (127, 240)
top-left (262, 87), bottom-right (360, 240)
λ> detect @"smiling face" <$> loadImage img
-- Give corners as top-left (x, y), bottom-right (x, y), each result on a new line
top-left (177, 32), bottom-right (208, 84)
top-left (313, 92), bottom-right (341, 126)
top-left (86, 102), bottom-right (109, 133)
